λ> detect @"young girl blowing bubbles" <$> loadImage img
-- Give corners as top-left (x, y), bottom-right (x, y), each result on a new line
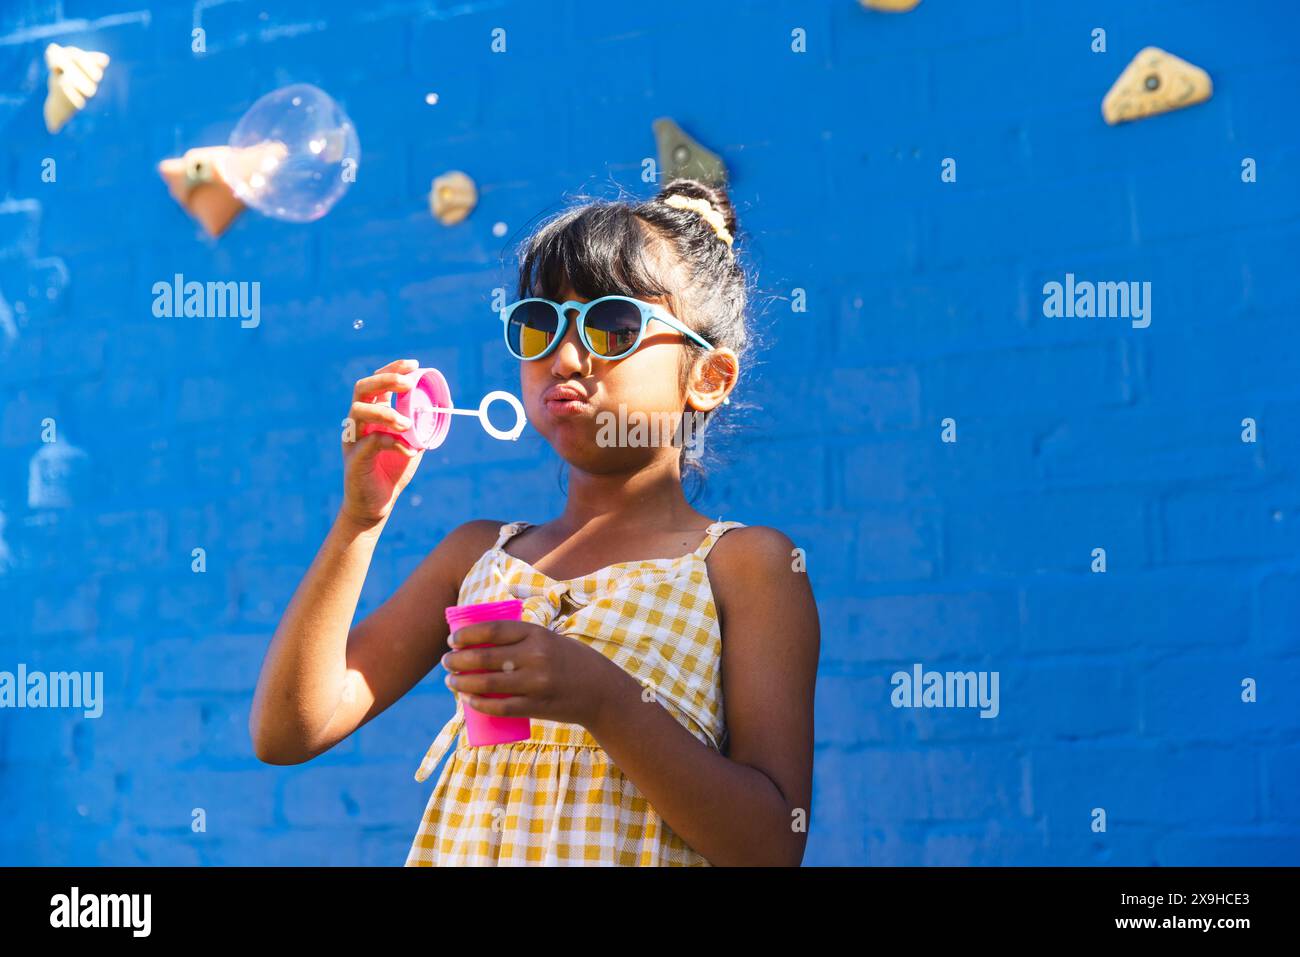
top-left (249, 178), bottom-right (820, 866)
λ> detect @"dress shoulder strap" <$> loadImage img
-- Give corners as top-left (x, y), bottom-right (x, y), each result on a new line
top-left (692, 519), bottom-right (746, 561)
top-left (492, 520), bottom-right (532, 551)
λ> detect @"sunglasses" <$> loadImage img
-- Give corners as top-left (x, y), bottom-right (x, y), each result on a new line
top-left (500, 295), bottom-right (714, 361)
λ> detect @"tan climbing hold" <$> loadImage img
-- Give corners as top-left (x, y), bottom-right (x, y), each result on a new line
top-left (158, 146), bottom-right (247, 238)
top-left (1102, 46), bottom-right (1212, 125)
top-left (44, 43), bottom-right (110, 134)
top-left (430, 171), bottom-right (478, 226)
top-left (860, 0), bottom-right (922, 11)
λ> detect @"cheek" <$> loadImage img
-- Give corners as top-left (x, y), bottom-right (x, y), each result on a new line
top-left (606, 353), bottom-right (686, 408)
top-left (519, 363), bottom-right (546, 408)
top-left (521, 361), bottom-right (550, 384)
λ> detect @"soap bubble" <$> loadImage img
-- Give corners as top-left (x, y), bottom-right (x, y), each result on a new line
top-left (218, 83), bottom-right (359, 223)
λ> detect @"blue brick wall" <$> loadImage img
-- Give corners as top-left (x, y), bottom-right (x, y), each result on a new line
top-left (1, 0), bottom-right (1298, 865)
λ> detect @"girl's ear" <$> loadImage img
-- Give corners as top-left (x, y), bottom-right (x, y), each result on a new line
top-left (686, 348), bottom-right (739, 412)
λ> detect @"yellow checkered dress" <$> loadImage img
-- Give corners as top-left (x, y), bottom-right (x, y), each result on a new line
top-left (405, 519), bottom-right (744, 866)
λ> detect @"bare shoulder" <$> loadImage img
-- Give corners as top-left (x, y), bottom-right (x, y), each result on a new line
top-left (710, 525), bottom-right (802, 575)
top-left (706, 524), bottom-right (814, 616)
top-left (439, 518), bottom-right (510, 575)
top-left (386, 518), bottom-right (511, 628)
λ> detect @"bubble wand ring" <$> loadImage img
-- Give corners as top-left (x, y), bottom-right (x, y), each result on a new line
top-left (454, 391), bottom-right (527, 441)
top-left (363, 368), bottom-right (526, 449)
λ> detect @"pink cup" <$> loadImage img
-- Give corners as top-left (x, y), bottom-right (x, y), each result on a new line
top-left (444, 599), bottom-right (533, 747)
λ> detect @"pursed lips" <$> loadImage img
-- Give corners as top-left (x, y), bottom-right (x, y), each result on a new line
top-left (543, 383), bottom-right (589, 403)
top-left (542, 383), bottom-right (592, 416)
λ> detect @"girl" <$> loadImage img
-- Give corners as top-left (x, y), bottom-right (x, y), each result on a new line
top-left (249, 178), bottom-right (820, 866)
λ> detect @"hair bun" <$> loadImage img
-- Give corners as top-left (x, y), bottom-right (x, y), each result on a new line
top-left (656, 178), bottom-right (738, 248)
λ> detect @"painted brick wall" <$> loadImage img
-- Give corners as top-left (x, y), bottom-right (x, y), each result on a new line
top-left (1, 0), bottom-right (1297, 865)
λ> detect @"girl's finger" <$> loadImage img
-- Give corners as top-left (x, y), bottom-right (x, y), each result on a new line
top-left (349, 400), bottom-right (413, 432)
top-left (446, 670), bottom-right (522, 697)
top-left (352, 359), bottom-right (417, 403)
top-left (458, 693), bottom-right (523, 717)
top-left (353, 369), bottom-right (419, 403)
top-left (353, 431), bottom-right (419, 461)
top-left (448, 619), bottom-right (530, 648)
top-left (441, 645), bottom-right (520, 674)
top-left (373, 358), bottom-right (420, 376)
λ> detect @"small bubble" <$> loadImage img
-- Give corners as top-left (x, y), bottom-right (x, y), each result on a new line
top-left (411, 494), bottom-right (423, 507)
top-left (1273, 510), bottom-right (1284, 522)
top-left (852, 297), bottom-right (863, 309)
top-left (492, 221), bottom-right (508, 237)
top-left (425, 92), bottom-right (439, 105)
top-left (353, 319), bottom-right (364, 330)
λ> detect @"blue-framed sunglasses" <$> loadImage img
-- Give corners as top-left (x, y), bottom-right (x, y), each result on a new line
top-left (500, 295), bottom-right (715, 361)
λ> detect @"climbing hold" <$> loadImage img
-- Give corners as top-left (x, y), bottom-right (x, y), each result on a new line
top-left (859, 0), bottom-right (922, 11)
top-left (653, 118), bottom-right (727, 187)
top-left (1102, 46), bottom-right (1212, 126)
top-left (43, 43), bottom-right (109, 134)
top-left (157, 146), bottom-right (247, 238)
top-left (430, 171), bottom-right (478, 225)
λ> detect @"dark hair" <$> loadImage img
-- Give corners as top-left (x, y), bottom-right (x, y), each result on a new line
top-left (513, 178), bottom-right (756, 489)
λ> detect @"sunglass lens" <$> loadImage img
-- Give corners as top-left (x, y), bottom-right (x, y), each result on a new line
top-left (583, 299), bottom-right (643, 358)
top-left (506, 301), bottom-right (559, 358)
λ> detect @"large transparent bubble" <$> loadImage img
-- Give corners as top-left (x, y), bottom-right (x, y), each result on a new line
top-left (217, 83), bottom-right (359, 223)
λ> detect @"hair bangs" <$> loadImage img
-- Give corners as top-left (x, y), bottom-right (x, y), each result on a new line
top-left (517, 203), bottom-right (673, 304)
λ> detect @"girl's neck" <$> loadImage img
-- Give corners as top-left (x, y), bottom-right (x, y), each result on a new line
top-left (557, 456), bottom-right (705, 534)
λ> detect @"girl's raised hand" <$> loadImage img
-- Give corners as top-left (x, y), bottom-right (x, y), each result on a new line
top-left (341, 358), bottom-right (425, 528)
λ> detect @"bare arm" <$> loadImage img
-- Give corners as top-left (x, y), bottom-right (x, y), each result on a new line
top-left (249, 508), bottom-right (386, 764)
top-left (584, 526), bottom-right (819, 866)
top-left (248, 356), bottom-right (501, 764)
top-left (249, 511), bottom-right (498, 764)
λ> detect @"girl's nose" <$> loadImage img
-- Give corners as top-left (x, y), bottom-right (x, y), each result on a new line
top-left (550, 319), bottom-right (587, 372)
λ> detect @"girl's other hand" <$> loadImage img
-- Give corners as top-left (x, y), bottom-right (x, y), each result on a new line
top-left (440, 619), bottom-right (625, 730)
top-left (341, 358), bottom-right (425, 528)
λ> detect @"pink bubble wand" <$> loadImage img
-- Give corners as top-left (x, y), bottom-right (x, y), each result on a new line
top-left (363, 367), bottom-right (526, 449)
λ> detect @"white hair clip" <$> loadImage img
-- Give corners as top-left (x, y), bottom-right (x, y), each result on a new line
top-left (663, 194), bottom-right (734, 248)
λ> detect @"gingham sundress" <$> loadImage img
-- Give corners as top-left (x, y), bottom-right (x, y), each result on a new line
top-left (405, 518), bottom-right (745, 866)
